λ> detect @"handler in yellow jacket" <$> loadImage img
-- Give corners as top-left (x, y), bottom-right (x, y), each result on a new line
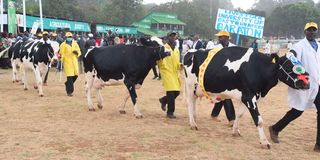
top-left (158, 32), bottom-right (181, 119)
top-left (59, 32), bottom-right (81, 96)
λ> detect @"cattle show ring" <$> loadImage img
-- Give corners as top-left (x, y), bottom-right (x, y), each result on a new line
top-left (0, 48), bottom-right (319, 159)
top-left (0, 0), bottom-right (320, 159)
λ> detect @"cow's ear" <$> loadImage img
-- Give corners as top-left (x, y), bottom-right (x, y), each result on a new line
top-left (270, 53), bottom-right (280, 63)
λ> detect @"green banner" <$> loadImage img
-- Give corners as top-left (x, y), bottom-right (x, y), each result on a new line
top-left (7, 0), bottom-right (17, 34)
top-left (26, 15), bottom-right (91, 32)
top-left (96, 24), bottom-right (137, 35)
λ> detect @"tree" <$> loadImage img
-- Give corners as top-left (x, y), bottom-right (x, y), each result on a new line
top-left (265, 2), bottom-right (320, 38)
top-left (149, 0), bottom-right (234, 38)
top-left (103, 0), bottom-right (145, 25)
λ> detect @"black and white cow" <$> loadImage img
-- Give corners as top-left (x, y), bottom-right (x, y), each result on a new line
top-left (183, 47), bottom-right (310, 148)
top-left (9, 39), bottom-right (55, 96)
top-left (83, 37), bottom-right (170, 118)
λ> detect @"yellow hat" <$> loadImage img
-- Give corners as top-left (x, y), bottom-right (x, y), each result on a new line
top-left (65, 32), bottom-right (73, 37)
top-left (42, 31), bottom-right (49, 35)
top-left (304, 22), bottom-right (318, 31)
top-left (51, 33), bottom-right (57, 37)
top-left (37, 33), bottom-right (42, 37)
top-left (215, 30), bottom-right (230, 37)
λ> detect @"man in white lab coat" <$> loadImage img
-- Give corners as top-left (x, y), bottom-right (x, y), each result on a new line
top-left (210, 30), bottom-right (236, 126)
top-left (269, 22), bottom-right (320, 152)
top-left (264, 40), bottom-right (271, 55)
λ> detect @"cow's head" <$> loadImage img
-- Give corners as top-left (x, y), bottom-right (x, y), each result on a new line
top-left (276, 52), bottom-right (310, 89)
top-left (140, 37), bottom-right (170, 60)
top-left (38, 41), bottom-right (55, 61)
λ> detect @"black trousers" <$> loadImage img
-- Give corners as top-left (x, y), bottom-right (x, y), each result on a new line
top-left (160, 91), bottom-right (180, 115)
top-left (211, 99), bottom-right (236, 121)
top-left (65, 76), bottom-right (78, 94)
top-left (272, 87), bottom-right (320, 145)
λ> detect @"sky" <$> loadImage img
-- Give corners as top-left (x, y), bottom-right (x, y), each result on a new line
top-left (143, 0), bottom-right (320, 10)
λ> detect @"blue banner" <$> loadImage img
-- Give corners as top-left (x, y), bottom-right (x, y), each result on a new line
top-left (215, 9), bottom-right (265, 38)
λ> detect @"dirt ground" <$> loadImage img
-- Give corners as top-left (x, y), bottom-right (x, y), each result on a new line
top-left (0, 60), bottom-right (319, 159)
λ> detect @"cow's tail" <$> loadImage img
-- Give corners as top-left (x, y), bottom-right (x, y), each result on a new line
top-left (182, 75), bottom-right (187, 103)
top-left (83, 47), bottom-right (96, 73)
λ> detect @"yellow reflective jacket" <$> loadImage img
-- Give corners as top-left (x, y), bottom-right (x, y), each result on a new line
top-left (157, 43), bottom-right (181, 91)
top-left (59, 40), bottom-right (81, 76)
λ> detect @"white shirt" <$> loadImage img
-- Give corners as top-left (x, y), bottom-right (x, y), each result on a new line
top-left (206, 41), bottom-right (215, 50)
top-left (288, 38), bottom-right (320, 111)
top-left (175, 39), bottom-right (180, 49)
top-left (264, 42), bottom-right (271, 54)
top-left (287, 42), bottom-right (293, 49)
top-left (214, 42), bottom-right (235, 49)
top-left (184, 39), bottom-right (193, 49)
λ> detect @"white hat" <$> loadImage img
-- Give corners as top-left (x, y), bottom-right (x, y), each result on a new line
top-left (88, 33), bottom-right (93, 38)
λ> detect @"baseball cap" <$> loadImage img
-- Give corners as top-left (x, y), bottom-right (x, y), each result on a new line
top-left (304, 22), bottom-right (318, 31)
top-left (215, 30), bottom-right (230, 37)
top-left (65, 32), bottom-right (73, 37)
top-left (167, 31), bottom-right (177, 37)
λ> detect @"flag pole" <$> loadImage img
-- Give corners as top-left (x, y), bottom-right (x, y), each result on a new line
top-left (0, 0), bottom-right (3, 32)
top-left (23, 0), bottom-right (26, 31)
top-left (39, 0), bottom-right (43, 31)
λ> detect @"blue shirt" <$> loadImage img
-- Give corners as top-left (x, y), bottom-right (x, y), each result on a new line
top-left (309, 39), bottom-right (318, 52)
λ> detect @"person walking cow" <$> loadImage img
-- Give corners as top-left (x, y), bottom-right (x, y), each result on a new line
top-left (210, 30), bottom-right (236, 126)
top-left (158, 32), bottom-right (182, 119)
top-left (59, 32), bottom-right (81, 97)
top-left (269, 22), bottom-right (320, 152)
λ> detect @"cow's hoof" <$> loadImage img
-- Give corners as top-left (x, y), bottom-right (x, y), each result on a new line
top-left (190, 126), bottom-right (198, 130)
top-left (119, 110), bottom-right (126, 114)
top-left (34, 86), bottom-right (38, 89)
top-left (135, 115), bottom-right (143, 119)
top-left (89, 108), bottom-right (96, 111)
top-left (97, 104), bottom-right (103, 109)
top-left (39, 94), bottom-right (44, 97)
top-left (267, 144), bottom-right (271, 149)
top-left (232, 132), bottom-right (241, 137)
top-left (260, 143), bottom-right (271, 149)
top-left (24, 88), bottom-right (28, 91)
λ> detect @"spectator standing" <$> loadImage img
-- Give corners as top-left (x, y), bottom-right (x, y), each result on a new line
top-left (192, 34), bottom-right (203, 49)
top-left (264, 40), bottom-right (271, 55)
top-left (251, 39), bottom-right (258, 49)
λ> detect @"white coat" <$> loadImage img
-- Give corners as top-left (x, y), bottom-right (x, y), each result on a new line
top-left (288, 38), bottom-right (320, 111)
top-left (214, 42), bottom-right (235, 48)
top-left (264, 43), bottom-right (271, 54)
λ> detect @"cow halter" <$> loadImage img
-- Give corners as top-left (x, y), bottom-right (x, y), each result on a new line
top-left (278, 58), bottom-right (306, 88)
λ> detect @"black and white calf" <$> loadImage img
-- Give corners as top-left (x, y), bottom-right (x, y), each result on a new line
top-left (9, 39), bottom-right (55, 96)
top-left (183, 47), bottom-right (310, 148)
top-left (83, 37), bottom-right (170, 118)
